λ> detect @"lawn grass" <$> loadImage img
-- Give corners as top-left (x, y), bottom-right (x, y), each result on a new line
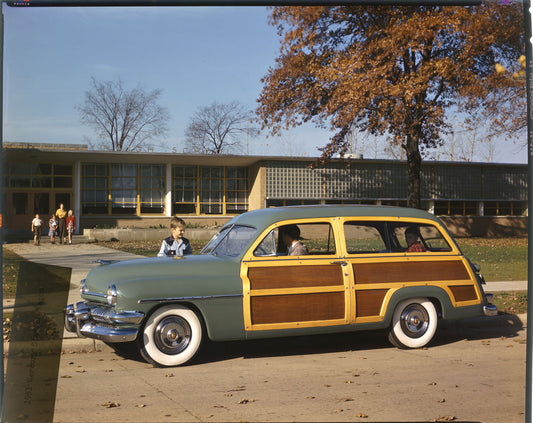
top-left (3, 249), bottom-right (23, 299)
top-left (455, 237), bottom-right (527, 281)
top-left (492, 291), bottom-right (528, 314)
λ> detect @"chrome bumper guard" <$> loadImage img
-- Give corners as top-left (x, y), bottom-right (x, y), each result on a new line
top-left (483, 293), bottom-right (498, 317)
top-left (65, 301), bottom-right (145, 343)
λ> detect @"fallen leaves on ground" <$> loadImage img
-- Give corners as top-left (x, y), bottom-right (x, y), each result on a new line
top-left (434, 416), bottom-right (456, 422)
top-left (102, 401), bottom-right (120, 408)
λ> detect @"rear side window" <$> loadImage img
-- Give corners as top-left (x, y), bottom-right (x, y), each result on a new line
top-left (343, 221), bottom-right (452, 254)
top-left (391, 224), bottom-right (452, 252)
top-left (344, 222), bottom-right (388, 254)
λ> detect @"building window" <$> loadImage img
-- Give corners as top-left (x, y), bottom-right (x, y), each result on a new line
top-left (140, 165), bottom-right (165, 214)
top-left (82, 163), bottom-right (108, 214)
top-left (225, 167), bottom-right (248, 213)
top-left (8, 163), bottom-right (72, 189)
top-left (172, 165), bottom-right (197, 214)
top-left (200, 167), bottom-right (223, 214)
top-left (53, 164), bottom-right (74, 188)
top-left (485, 201), bottom-right (527, 216)
top-left (172, 165), bottom-right (249, 215)
top-left (111, 164), bottom-right (137, 215)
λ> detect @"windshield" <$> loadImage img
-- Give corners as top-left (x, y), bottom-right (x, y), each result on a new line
top-left (200, 225), bottom-right (257, 257)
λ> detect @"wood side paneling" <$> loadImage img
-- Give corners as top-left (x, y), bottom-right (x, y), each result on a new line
top-left (449, 285), bottom-right (478, 302)
top-left (355, 289), bottom-right (389, 317)
top-left (249, 265), bottom-right (343, 290)
top-left (353, 260), bottom-right (470, 284)
top-left (251, 292), bottom-right (345, 324)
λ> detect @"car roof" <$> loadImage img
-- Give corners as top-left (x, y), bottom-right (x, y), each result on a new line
top-left (227, 205), bottom-right (443, 230)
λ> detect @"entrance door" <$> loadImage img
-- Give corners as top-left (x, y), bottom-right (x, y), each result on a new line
top-left (34, 193), bottom-right (50, 217)
top-left (10, 193), bottom-right (30, 229)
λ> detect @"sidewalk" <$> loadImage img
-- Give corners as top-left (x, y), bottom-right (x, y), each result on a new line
top-left (2, 242), bottom-right (528, 353)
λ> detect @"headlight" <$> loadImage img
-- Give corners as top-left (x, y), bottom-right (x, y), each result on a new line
top-left (80, 279), bottom-right (88, 294)
top-left (107, 284), bottom-right (117, 306)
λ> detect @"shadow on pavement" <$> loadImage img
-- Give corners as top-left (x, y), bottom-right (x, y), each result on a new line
top-left (3, 260), bottom-right (71, 423)
top-left (434, 313), bottom-right (525, 346)
top-left (104, 313), bottom-right (525, 367)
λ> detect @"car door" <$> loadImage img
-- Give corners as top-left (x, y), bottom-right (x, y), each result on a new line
top-left (241, 218), bottom-right (351, 332)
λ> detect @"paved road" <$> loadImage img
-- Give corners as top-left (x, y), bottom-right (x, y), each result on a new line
top-left (2, 242), bottom-right (528, 422)
top-left (53, 314), bottom-right (526, 423)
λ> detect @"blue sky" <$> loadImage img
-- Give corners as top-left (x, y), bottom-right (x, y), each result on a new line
top-left (2, 5), bottom-right (527, 163)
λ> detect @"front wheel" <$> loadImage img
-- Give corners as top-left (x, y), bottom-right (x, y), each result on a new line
top-left (140, 305), bottom-right (203, 367)
top-left (388, 298), bottom-right (437, 349)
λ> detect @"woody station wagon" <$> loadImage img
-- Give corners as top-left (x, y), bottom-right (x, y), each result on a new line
top-left (65, 205), bottom-right (497, 367)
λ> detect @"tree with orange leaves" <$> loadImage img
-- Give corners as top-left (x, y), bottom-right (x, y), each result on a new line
top-left (257, 5), bottom-right (525, 208)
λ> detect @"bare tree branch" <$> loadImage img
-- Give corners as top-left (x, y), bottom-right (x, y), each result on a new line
top-left (78, 78), bottom-right (170, 152)
top-left (185, 101), bottom-right (257, 154)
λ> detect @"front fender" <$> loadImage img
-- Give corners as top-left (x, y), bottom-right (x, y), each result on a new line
top-left (112, 276), bottom-right (245, 342)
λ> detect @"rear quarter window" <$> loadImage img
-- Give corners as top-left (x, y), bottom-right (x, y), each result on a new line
top-left (392, 224), bottom-right (452, 252)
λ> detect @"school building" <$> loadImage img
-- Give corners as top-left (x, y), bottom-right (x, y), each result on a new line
top-left (2, 142), bottom-right (528, 237)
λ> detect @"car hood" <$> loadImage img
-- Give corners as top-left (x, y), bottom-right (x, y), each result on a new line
top-left (83, 254), bottom-right (240, 297)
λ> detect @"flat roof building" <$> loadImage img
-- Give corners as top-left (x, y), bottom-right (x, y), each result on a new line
top-left (2, 142), bottom-right (527, 235)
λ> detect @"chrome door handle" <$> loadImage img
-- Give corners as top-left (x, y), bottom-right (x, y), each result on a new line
top-left (330, 261), bottom-right (348, 266)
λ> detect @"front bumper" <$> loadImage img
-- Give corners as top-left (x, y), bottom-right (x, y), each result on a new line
top-left (65, 301), bottom-right (145, 343)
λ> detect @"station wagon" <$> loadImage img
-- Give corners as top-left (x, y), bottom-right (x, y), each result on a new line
top-left (65, 205), bottom-right (497, 367)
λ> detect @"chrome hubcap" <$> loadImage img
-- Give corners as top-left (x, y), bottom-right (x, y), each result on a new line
top-left (400, 304), bottom-right (429, 338)
top-left (154, 316), bottom-right (191, 354)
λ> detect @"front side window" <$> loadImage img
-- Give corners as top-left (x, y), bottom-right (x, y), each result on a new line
top-left (254, 222), bottom-right (336, 257)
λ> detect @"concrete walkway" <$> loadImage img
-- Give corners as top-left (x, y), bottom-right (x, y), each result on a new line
top-left (2, 242), bottom-right (528, 353)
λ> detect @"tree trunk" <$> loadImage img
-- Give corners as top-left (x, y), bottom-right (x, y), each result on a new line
top-left (405, 136), bottom-right (422, 209)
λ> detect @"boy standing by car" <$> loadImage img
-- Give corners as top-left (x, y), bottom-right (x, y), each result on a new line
top-left (157, 216), bottom-right (192, 257)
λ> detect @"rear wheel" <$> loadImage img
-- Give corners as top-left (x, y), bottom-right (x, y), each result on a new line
top-left (140, 305), bottom-right (203, 367)
top-left (388, 298), bottom-right (437, 349)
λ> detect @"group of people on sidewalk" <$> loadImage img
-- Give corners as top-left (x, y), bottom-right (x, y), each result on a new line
top-left (30, 203), bottom-right (76, 246)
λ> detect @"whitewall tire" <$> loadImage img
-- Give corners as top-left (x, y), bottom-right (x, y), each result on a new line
top-left (388, 298), bottom-right (438, 349)
top-left (140, 305), bottom-right (203, 367)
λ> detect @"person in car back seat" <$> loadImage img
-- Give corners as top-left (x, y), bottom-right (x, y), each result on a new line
top-left (405, 227), bottom-right (426, 252)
